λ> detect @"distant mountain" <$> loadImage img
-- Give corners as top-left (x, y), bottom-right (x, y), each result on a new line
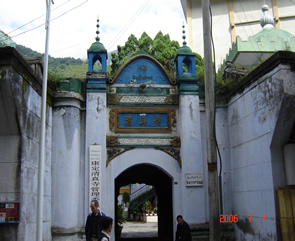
top-left (15, 44), bottom-right (116, 80)
top-left (16, 44), bottom-right (88, 79)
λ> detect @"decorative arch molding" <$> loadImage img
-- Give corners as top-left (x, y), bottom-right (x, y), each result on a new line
top-left (106, 147), bottom-right (134, 167)
top-left (106, 146), bottom-right (181, 168)
top-left (154, 147), bottom-right (181, 168)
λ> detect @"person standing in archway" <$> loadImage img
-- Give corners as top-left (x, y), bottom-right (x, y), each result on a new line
top-left (175, 215), bottom-right (192, 241)
top-left (85, 200), bottom-right (106, 241)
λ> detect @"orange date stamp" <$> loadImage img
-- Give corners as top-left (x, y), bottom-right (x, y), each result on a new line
top-left (220, 214), bottom-right (266, 223)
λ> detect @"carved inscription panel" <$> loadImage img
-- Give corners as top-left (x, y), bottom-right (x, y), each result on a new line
top-left (114, 109), bottom-right (171, 132)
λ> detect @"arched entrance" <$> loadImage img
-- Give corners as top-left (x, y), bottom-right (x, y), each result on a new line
top-left (115, 164), bottom-right (173, 241)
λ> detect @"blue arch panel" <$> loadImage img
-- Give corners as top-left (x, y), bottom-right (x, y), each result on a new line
top-left (113, 57), bottom-right (170, 85)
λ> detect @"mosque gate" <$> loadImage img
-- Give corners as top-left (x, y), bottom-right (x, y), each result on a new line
top-left (83, 35), bottom-right (207, 240)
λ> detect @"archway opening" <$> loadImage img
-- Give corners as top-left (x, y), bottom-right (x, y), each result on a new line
top-left (182, 56), bottom-right (192, 74)
top-left (118, 184), bottom-right (158, 238)
top-left (93, 59), bottom-right (102, 71)
top-left (115, 164), bottom-right (173, 241)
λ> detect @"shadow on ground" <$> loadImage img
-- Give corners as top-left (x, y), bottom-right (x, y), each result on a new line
top-left (120, 221), bottom-right (158, 238)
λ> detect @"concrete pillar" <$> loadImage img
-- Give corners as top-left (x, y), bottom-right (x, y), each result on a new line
top-left (85, 91), bottom-right (107, 212)
top-left (51, 92), bottom-right (83, 237)
top-left (178, 94), bottom-right (205, 224)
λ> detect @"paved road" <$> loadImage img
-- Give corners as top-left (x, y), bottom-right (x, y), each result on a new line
top-left (121, 221), bottom-right (158, 238)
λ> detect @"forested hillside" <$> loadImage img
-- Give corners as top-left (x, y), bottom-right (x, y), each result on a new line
top-left (16, 44), bottom-right (89, 79)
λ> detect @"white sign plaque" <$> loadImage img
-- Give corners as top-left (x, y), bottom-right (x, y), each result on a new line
top-left (185, 173), bottom-right (203, 186)
top-left (89, 145), bottom-right (101, 207)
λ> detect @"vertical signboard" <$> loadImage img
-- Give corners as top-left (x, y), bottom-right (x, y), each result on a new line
top-left (89, 145), bottom-right (101, 207)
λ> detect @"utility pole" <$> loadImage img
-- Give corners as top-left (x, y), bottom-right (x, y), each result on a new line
top-left (36, 0), bottom-right (53, 240)
top-left (202, 1), bottom-right (220, 241)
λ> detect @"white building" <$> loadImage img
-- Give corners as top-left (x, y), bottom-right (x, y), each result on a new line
top-left (180, 0), bottom-right (295, 66)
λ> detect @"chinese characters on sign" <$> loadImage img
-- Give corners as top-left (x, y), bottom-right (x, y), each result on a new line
top-left (125, 115), bottom-right (132, 126)
top-left (154, 115), bottom-right (161, 126)
top-left (140, 114), bottom-right (147, 126)
top-left (125, 114), bottom-right (162, 127)
top-left (89, 145), bottom-right (101, 206)
top-left (115, 109), bottom-right (171, 132)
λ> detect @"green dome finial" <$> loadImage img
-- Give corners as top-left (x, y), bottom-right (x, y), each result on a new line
top-left (96, 18), bottom-right (100, 42)
top-left (260, 4), bottom-right (274, 28)
top-left (182, 23), bottom-right (187, 46)
top-left (88, 16), bottom-right (106, 52)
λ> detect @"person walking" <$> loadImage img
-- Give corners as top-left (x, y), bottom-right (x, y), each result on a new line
top-left (175, 215), bottom-right (192, 241)
top-left (85, 200), bottom-right (106, 241)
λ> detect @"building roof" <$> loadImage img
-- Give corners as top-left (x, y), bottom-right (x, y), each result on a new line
top-left (0, 30), bottom-right (16, 48)
top-left (88, 41), bottom-right (107, 53)
top-left (254, 27), bottom-right (294, 42)
top-left (177, 45), bottom-right (195, 55)
top-left (222, 4), bottom-right (295, 68)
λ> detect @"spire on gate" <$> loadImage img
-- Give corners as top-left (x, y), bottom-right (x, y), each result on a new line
top-left (174, 23), bottom-right (198, 95)
top-left (182, 23), bottom-right (187, 46)
top-left (87, 17), bottom-right (108, 73)
top-left (87, 17), bottom-right (108, 92)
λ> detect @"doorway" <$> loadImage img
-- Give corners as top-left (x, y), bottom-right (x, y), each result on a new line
top-left (115, 164), bottom-right (173, 241)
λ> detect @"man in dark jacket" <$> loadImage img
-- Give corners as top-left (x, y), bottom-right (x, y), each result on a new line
top-left (85, 200), bottom-right (105, 241)
top-left (175, 215), bottom-right (192, 241)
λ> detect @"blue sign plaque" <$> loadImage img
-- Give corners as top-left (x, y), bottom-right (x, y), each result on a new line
top-left (115, 109), bottom-right (171, 132)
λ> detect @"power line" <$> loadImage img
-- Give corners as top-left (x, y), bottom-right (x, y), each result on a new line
top-left (232, 1), bottom-right (260, 52)
top-left (50, 0), bottom-right (88, 24)
top-left (8, 0), bottom-right (71, 35)
top-left (4, 0), bottom-right (151, 57)
top-left (238, 0), bottom-right (255, 36)
top-left (51, 0), bottom-right (151, 56)
top-left (106, 0), bottom-right (150, 50)
top-left (5, 0), bottom-right (88, 40)
top-left (4, 0), bottom-right (149, 57)
top-left (107, 0), bottom-right (150, 49)
top-left (50, 39), bottom-right (91, 54)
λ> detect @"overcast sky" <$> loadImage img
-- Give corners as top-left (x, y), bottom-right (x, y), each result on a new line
top-left (0, 0), bottom-right (186, 59)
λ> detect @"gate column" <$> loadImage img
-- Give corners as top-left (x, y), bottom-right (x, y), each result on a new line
top-left (175, 39), bottom-right (206, 225)
top-left (85, 19), bottom-right (108, 217)
top-left (51, 80), bottom-right (83, 238)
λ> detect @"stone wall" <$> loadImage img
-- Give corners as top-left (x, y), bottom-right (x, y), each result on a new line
top-left (0, 47), bottom-right (52, 241)
top-left (226, 51), bottom-right (295, 240)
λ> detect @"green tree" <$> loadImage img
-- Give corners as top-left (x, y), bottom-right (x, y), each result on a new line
top-left (122, 192), bottom-right (130, 205)
top-left (138, 32), bottom-right (153, 54)
top-left (111, 34), bottom-right (139, 75)
top-left (110, 31), bottom-right (204, 78)
top-left (151, 31), bottom-right (180, 76)
top-left (117, 204), bottom-right (126, 225)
